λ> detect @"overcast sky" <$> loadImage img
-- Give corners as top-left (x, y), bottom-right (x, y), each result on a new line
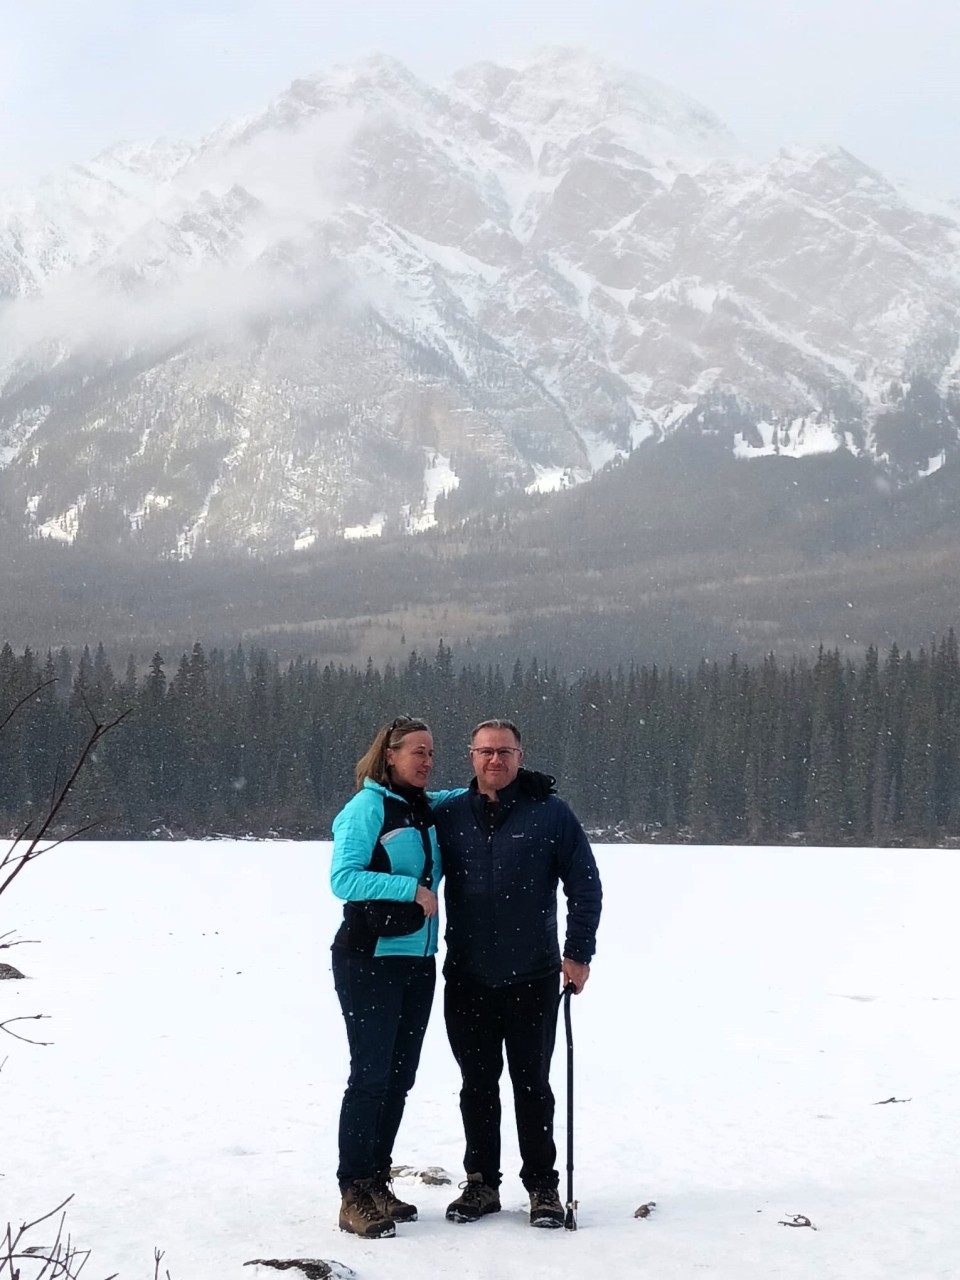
top-left (3, 0), bottom-right (959, 199)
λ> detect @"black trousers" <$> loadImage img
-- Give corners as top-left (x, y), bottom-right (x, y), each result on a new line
top-left (443, 971), bottom-right (559, 1190)
top-left (332, 950), bottom-right (436, 1189)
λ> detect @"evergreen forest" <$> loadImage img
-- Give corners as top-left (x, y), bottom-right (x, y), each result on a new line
top-left (3, 634), bottom-right (960, 846)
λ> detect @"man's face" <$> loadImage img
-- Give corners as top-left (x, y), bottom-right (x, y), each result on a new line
top-left (469, 726), bottom-right (523, 795)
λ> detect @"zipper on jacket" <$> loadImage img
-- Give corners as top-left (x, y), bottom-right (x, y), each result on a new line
top-left (412, 821), bottom-right (435, 958)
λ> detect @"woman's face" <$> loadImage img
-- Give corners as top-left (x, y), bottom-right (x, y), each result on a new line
top-left (386, 730), bottom-right (434, 789)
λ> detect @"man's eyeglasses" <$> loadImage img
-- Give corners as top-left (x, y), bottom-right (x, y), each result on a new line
top-left (470, 747), bottom-right (521, 759)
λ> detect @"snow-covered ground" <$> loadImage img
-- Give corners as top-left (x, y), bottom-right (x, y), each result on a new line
top-left (2, 841), bottom-right (959, 1279)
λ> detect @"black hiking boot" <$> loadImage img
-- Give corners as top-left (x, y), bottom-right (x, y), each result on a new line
top-left (445, 1173), bottom-right (501, 1223)
top-left (338, 1178), bottom-right (396, 1238)
top-left (370, 1168), bottom-right (418, 1222)
top-left (528, 1183), bottom-right (564, 1228)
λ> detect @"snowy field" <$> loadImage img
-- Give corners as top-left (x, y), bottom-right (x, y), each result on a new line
top-left (3, 841), bottom-right (960, 1280)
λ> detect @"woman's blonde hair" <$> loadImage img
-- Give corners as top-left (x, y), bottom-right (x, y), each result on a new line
top-left (355, 715), bottom-right (431, 790)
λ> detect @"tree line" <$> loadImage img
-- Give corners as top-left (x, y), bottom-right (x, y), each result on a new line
top-left (2, 634), bottom-right (960, 845)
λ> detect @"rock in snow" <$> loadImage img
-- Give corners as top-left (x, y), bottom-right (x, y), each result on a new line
top-left (244, 1260), bottom-right (356, 1280)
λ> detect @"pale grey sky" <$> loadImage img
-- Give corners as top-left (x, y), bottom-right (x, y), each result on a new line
top-left (2, 0), bottom-right (959, 198)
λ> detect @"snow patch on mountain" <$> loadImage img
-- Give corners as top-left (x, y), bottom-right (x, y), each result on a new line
top-left (733, 419), bottom-right (843, 460)
top-left (524, 464), bottom-right (584, 494)
top-left (36, 499), bottom-right (83, 543)
top-left (407, 451), bottom-right (460, 532)
top-left (344, 514), bottom-right (387, 540)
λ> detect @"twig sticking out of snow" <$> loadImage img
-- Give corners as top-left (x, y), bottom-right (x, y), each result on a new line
top-left (778, 1213), bottom-right (817, 1230)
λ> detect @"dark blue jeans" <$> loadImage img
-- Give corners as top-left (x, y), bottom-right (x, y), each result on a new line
top-left (332, 950), bottom-right (436, 1189)
top-left (444, 971), bottom-right (560, 1190)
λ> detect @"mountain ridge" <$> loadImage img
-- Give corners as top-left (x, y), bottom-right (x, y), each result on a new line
top-left (0, 48), bottom-right (959, 558)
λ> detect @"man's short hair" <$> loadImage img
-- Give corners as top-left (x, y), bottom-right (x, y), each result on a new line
top-left (470, 718), bottom-right (522, 744)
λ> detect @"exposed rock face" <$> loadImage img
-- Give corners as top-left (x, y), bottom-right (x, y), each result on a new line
top-left (1, 48), bottom-right (959, 556)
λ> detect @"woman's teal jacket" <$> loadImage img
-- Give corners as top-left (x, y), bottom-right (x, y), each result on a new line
top-left (330, 779), bottom-right (461, 958)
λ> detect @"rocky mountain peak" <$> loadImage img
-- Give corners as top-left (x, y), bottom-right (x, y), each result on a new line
top-left (452, 46), bottom-right (737, 167)
top-left (0, 51), bottom-right (958, 558)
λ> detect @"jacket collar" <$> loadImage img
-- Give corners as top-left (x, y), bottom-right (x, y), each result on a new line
top-left (362, 777), bottom-right (427, 806)
top-left (469, 776), bottom-right (522, 805)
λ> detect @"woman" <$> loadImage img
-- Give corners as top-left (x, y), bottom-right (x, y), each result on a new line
top-left (330, 715), bottom-right (458, 1239)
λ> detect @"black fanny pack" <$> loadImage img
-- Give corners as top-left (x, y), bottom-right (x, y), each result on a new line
top-left (358, 899), bottom-right (425, 937)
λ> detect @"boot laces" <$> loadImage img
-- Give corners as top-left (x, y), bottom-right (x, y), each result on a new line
top-left (377, 1178), bottom-right (405, 1211)
top-left (458, 1177), bottom-right (490, 1206)
top-left (353, 1178), bottom-right (386, 1220)
top-left (531, 1185), bottom-right (562, 1210)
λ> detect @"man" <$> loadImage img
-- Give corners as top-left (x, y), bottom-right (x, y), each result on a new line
top-left (434, 718), bottom-right (602, 1229)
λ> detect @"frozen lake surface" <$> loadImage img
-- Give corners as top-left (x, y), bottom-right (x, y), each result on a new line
top-left (2, 841), bottom-right (959, 1279)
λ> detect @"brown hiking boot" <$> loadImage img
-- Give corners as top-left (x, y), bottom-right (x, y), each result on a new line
top-left (529, 1183), bottom-right (564, 1228)
top-left (338, 1178), bottom-right (396, 1238)
top-left (445, 1172), bottom-right (501, 1223)
top-left (370, 1169), bottom-right (418, 1222)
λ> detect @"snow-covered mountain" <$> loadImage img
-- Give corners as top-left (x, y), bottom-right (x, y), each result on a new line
top-left (1, 47), bottom-right (959, 556)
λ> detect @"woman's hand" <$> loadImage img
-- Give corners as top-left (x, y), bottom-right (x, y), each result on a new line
top-left (414, 885), bottom-right (439, 917)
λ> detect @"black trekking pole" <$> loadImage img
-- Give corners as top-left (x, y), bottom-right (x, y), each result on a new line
top-left (562, 983), bottom-right (577, 1230)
